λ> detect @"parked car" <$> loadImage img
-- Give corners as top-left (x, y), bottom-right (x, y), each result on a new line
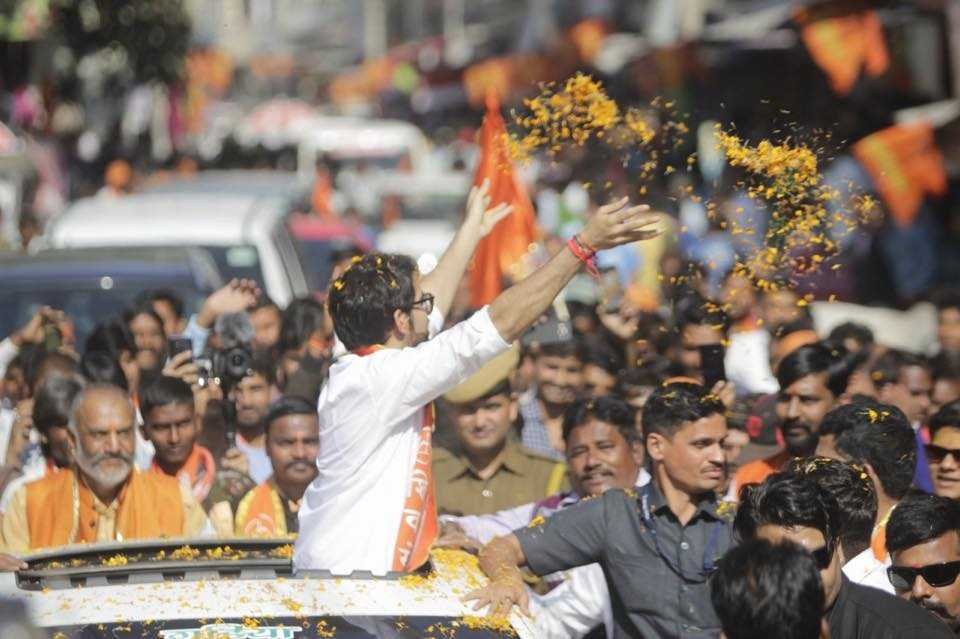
top-left (45, 191), bottom-right (310, 306)
top-left (0, 538), bottom-right (538, 638)
top-left (0, 246), bottom-right (222, 345)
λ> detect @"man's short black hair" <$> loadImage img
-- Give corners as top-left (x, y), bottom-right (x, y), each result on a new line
top-left (828, 321), bottom-right (875, 351)
top-left (251, 294), bottom-right (279, 312)
top-left (710, 538), bottom-right (825, 639)
top-left (735, 472), bottom-right (840, 551)
top-left (245, 352), bottom-right (277, 386)
top-left (139, 375), bottom-right (194, 420)
top-left (641, 382), bottom-right (725, 441)
top-left (931, 400), bottom-right (960, 436)
top-left (580, 335), bottom-right (624, 376)
top-left (824, 401), bottom-right (916, 500)
top-left (264, 395), bottom-right (318, 439)
top-left (79, 350), bottom-right (129, 390)
top-left (537, 338), bottom-right (587, 363)
top-left (328, 252), bottom-right (417, 351)
top-left (932, 352), bottom-right (960, 383)
top-left (85, 318), bottom-right (136, 359)
top-left (561, 395), bottom-right (637, 444)
top-left (870, 349), bottom-right (930, 389)
top-left (123, 303), bottom-right (166, 337)
top-left (776, 342), bottom-right (853, 398)
top-left (673, 291), bottom-right (730, 335)
top-left (279, 297), bottom-right (325, 353)
top-left (615, 358), bottom-right (675, 394)
top-left (887, 492), bottom-right (960, 555)
top-left (33, 374), bottom-right (84, 436)
top-left (25, 350), bottom-right (78, 393)
top-left (787, 457), bottom-right (877, 560)
top-left (136, 288), bottom-right (185, 320)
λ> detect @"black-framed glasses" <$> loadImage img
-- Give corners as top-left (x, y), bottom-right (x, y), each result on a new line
top-left (926, 444), bottom-right (960, 464)
top-left (810, 545), bottom-right (833, 570)
top-left (410, 294), bottom-right (435, 315)
top-left (888, 561), bottom-right (960, 591)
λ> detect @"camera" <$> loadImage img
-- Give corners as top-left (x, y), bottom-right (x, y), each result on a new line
top-left (195, 346), bottom-right (253, 390)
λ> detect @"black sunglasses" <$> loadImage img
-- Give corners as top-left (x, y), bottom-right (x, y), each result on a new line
top-left (888, 561), bottom-right (960, 591)
top-left (926, 444), bottom-right (960, 465)
top-left (810, 545), bottom-right (832, 570)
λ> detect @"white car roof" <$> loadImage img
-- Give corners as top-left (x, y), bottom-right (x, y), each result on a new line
top-left (49, 193), bottom-right (290, 248)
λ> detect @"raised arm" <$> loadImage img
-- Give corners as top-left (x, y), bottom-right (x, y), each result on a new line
top-left (420, 179), bottom-right (512, 318)
top-left (489, 197), bottom-right (659, 342)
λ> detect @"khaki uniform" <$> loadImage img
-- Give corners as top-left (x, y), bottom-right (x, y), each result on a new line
top-left (433, 438), bottom-right (568, 516)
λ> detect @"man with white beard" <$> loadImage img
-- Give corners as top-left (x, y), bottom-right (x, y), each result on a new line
top-left (0, 384), bottom-right (209, 553)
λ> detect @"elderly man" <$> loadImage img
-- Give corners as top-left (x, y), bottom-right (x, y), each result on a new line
top-left (0, 384), bottom-right (208, 553)
top-left (234, 397), bottom-right (319, 537)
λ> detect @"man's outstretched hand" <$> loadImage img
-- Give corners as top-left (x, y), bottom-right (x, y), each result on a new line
top-left (579, 197), bottom-right (661, 251)
top-left (197, 279), bottom-right (261, 329)
top-left (462, 573), bottom-right (531, 618)
top-left (465, 178), bottom-right (513, 238)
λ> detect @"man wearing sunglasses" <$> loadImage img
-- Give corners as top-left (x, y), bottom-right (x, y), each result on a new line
top-left (737, 473), bottom-right (952, 638)
top-left (294, 181), bottom-right (661, 576)
top-left (928, 401), bottom-right (960, 501)
top-left (887, 493), bottom-right (960, 632)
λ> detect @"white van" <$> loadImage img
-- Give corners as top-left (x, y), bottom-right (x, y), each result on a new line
top-left (45, 192), bottom-right (310, 306)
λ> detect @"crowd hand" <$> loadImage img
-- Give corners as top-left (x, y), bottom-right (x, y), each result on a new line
top-left (10, 306), bottom-right (66, 347)
top-left (0, 553), bottom-right (27, 571)
top-left (462, 573), bottom-right (531, 618)
top-left (597, 306), bottom-right (640, 341)
top-left (220, 446), bottom-right (249, 476)
top-left (163, 350), bottom-right (200, 386)
top-left (580, 197), bottom-right (661, 251)
top-left (465, 178), bottom-right (514, 238)
top-left (434, 521), bottom-right (483, 554)
top-left (711, 380), bottom-right (736, 410)
top-left (197, 279), bottom-right (261, 328)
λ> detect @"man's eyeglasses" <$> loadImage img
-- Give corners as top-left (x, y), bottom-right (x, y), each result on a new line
top-left (888, 561), bottom-right (960, 591)
top-left (810, 545), bottom-right (833, 570)
top-left (926, 444), bottom-right (960, 464)
top-left (410, 294), bottom-right (435, 315)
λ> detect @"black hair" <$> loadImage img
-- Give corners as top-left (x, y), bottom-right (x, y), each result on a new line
top-left (710, 538), bottom-right (825, 639)
top-left (772, 316), bottom-right (816, 339)
top-left (84, 318), bottom-right (136, 359)
top-left (135, 288), bottom-right (185, 320)
top-left (930, 400), bottom-right (960, 436)
top-left (251, 294), bottom-right (280, 312)
top-left (641, 382), bottom-right (725, 441)
top-left (264, 395), bottom-right (318, 438)
top-left (887, 492), bottom-right (960, 555)
top-left (870, 349), bottom-right (930, 389)
top-left (673, 291), bottom-right (731, 335)
top-left (735, 472), bottom-right (840, 551)
top-left (279, 297), bottom-right (325, 354)
top-left (776, 342), bottom-right (853, 398)
top-left (123, 303), bottom-right (166, 337)
top-left (933, 289), bottom-right (960, 313)
top-left (139, 375), bottom-right (194, 421)
top-left (580, 335), bottom-right (624, 376)
top-left (827, 322), bottom-right (875, 351)
top-left (561, 395), bottom-right (637, 444)
top-left (787, 457), bottom-right (878, 560)
top-left (615, 358), bottom-right (675, 393)
top-left (826, 401), bottom-right (916, 500)
top-left (537, 339), bottom-right (588, 362)
top-left (932, 351), bottom-right (960, 382)
top-left (328, 252), bottom-right (417, 351)
top-left (79, 350), bottom-right (129, 391)
top-left (32, 374), bottom-right (84, 438)
top-left (25, 350), bottom-right (78, 393)
top-left (244, 352), bottom-right (277, 386)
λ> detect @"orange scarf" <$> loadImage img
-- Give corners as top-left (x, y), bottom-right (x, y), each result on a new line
top-left (25, 468), bottom-right (185, 550)
top-left (235, 482), bottom-right (289, 537)
top-left (354, 344), bottom-right (438, 572)
top-left (871, 505), bottom-right (896, 562)
top-left (149, 444), bottom-right (216, 503)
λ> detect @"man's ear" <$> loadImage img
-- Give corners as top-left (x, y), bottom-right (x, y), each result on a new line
top-left (646, 432), bottom-right (668, 462)
top-left (392, 308), bottom-right (411, 338)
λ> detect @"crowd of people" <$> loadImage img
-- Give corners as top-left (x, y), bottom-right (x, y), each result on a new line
top-left (0, 172), bottom-right (959, 639)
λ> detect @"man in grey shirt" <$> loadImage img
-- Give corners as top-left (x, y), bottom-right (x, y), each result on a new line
top-left (465, 382), bottom-right (735, 638)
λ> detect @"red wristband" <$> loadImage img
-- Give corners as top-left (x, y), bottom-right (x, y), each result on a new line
top-left (567, 235), bottom-right (600, 277)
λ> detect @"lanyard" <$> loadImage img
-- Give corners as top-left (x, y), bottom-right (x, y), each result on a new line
top-left (639, 484), bottom-right (722, 582)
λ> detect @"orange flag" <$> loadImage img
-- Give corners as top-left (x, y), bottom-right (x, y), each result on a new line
top-left (468, 91), bottom-right (539, 308)
top-left (852, 122), bottom-right (947, 228)
top-left (799, 10), bottom-right (889, 95)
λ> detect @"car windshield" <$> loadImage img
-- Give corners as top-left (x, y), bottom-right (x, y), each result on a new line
top-left (200, 245), bottom-right (265, 283)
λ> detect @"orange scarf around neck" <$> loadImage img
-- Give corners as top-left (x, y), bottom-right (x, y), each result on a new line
top-left (149, 444), bottom-right (216, 503)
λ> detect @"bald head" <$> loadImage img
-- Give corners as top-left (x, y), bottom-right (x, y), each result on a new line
top-left (68, 384), bottom-right (135, 491)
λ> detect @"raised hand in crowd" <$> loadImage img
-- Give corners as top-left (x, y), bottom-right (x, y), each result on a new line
top-left (8, 306), bottom-right (69, 348)
top-left (468, 178), bottom-right (514, 238)
top-left (162, 350), bottom-right (201, 387)
top-left (711, 379), bottom-right (737, 411)
top-left (220, 445), bottom-right (250, 477)
top-left (196, 278), bottom-right (261, 329)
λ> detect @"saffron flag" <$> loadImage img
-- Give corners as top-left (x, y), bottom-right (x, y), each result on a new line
top-left (799, 10), bottom-right (889, 96)
top-left (468, 91), bottom-right (539, 308)
top-left (852, 122), bottom-right (946, 228)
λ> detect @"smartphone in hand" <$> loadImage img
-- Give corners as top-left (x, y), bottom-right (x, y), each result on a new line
top-left (168, 336), bottom-right (193, 359)
top-left (699, 344), bottom-right (726, 389)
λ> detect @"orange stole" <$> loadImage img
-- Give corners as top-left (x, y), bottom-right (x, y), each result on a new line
top-left (26, 468), bottom-right (185, 550)
top-left (235, 483), bottom-right (288, 537)
top-left (149, 444), bottom-right (216, 503)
